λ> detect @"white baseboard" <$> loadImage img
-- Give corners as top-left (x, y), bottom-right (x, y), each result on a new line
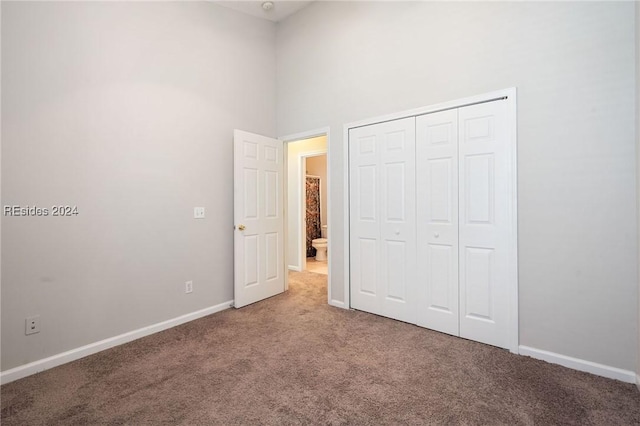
top-left (519, 345), bottom-right (636, 384)
top-left (329, 299), bottom-right (346, 309)
top-left (288, 265), bottom-right (302, 272)
top-left (0, 300), bottom-right (234, 385)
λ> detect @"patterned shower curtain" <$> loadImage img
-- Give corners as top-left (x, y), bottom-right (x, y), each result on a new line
top-left (305, 176), bottom-right (322, 258)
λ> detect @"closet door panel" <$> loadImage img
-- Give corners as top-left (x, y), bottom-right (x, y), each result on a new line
top-left (350, 127), bottom-right (381, 314)
top-left (458, 100), bottom-right (510, 349)
top-left (350, 118), bottom-right (416, 324)
top-left (380, 118), bottom-right (416, 323)
top-left (416, 110), bottom-right (459, 336)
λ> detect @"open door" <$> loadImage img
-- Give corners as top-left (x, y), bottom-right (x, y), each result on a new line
top-left (233, 130), bottom-right (285, 308)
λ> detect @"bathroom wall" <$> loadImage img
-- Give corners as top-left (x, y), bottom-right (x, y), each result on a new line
top-left (306, 155), bottom-right (327, 231)
top-left (286, 136), bottom-right (327, 270)
top-left (2, 1), bottom-right (276, 372)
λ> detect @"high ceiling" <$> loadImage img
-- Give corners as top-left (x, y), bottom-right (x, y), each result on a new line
top-left (214, 1), bottom-right (315, 23)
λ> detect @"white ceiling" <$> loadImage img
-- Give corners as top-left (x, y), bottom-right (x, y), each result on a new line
top-left (214, 1), bottom-right (315, 23)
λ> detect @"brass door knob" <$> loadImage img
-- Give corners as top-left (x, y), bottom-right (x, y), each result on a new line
top-left (238, 224), bottom-right (246, 231)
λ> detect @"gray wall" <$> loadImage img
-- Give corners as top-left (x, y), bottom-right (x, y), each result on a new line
top-left (637, 1), bottom-right (640, 386)
top-left (1, 2), bottom-right (276, 371)
top-left (277, 2), bottom-right (638, 370)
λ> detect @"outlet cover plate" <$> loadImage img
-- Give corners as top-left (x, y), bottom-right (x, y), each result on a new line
top-left (26, 315), bottom-right (40, 335)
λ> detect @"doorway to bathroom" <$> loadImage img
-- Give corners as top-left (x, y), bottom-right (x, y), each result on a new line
top-left (303, 155), bottom-right (328, 275)
top-left (285, 134), bottom-right (328, 276)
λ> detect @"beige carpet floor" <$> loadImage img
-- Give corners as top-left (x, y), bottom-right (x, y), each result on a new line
top-left (2, 271), bottom-right (639, 425)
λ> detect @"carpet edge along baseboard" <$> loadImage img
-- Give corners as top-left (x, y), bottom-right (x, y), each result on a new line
top-left (0, 300), bottom-right (234, 385)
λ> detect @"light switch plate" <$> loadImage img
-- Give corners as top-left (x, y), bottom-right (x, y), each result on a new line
top-left (194, 207), bottom-right (205, 219)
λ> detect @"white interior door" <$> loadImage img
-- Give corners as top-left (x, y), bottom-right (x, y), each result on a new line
top-left (458, 100), bottom-right (511, 349)
top-left (416, 109), bottom-right (459, 336)
top-left (349, 118), bottom-right (416, 324)
top-left (233, 129), bottom-right (285, 308)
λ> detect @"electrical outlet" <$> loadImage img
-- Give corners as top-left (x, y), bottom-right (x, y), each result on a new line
top-left (25, 315), bottom-right (40, 335)
top-left (185, 280), bottom-right (193, 294)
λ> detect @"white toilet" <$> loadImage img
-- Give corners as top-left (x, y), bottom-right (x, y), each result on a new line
top-left (311, 225), bottom-right (328, 261)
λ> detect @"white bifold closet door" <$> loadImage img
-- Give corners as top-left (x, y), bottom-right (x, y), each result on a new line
top-left (349, 98), bottom-right (513, 350)
top-left (416, 109), bottom-right (460, 336)
top-left (456, 100), bottom-right (511, 349)
top-left (349, 117), bottom-right (417, 324)
top-left (415, 100), bottom-right (511, 348)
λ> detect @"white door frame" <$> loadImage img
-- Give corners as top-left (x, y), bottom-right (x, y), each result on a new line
top-left (342, 88), bottom-right (519, 353)
top-left (280, 127), bottom-right (333, 304)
